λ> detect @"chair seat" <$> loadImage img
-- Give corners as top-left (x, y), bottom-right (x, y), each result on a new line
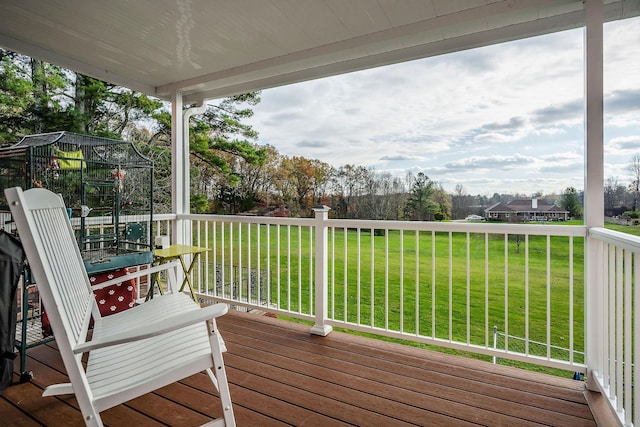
top-left (87, 293), bottom-right (218, 410)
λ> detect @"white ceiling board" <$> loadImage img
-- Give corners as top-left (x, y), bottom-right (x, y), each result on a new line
top-left (432, 0), bottom-right (490, 16)
top-left (0, 0), bottom-right (638, 102)
top-left (376, 0), bottom-right (437, 27)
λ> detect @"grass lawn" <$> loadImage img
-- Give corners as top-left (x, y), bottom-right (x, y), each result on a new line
top-left (605, 222), bottom-right (640, 236)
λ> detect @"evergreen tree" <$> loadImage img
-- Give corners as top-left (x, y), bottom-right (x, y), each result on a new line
top-left (407, 172), bottom-right (439, 221)
top-left (561, 187), bottom-right (582, 218)
top-left (188, 93), bottom-right (265, 212)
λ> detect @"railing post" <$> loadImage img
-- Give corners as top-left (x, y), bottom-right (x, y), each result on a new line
top-left (311, 205), bottom-right (332, 336)
top-left (586, 235), bottom-right (604, 391)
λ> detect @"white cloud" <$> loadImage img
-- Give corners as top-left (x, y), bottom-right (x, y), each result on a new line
top-left (607, 136), bottom-right (640, 153)
top-left (445, 154), bottom-right (536, 170)
top-left (380, 154), bottom-right (424, 161)
top-left (246, 17), bottom-right (640, 195)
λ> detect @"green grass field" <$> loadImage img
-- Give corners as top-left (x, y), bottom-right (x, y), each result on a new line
top-left (603, 222), bottom-right (640, 236)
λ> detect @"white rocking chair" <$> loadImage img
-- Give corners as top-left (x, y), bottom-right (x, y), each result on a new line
top-left (5, 187), bottom-right (235, 427)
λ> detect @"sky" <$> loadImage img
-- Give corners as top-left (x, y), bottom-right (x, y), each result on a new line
top-left (245, 16), bottom-right (640, 197)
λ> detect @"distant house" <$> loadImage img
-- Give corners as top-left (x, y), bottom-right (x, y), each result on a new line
top-left (484, 197), bottom-right (569, 222)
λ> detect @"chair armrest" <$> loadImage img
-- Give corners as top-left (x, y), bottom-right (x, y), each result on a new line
top-left (73, 301), bottom-right (228, 354)
top-left (89, 260), bottom-right (179, 291)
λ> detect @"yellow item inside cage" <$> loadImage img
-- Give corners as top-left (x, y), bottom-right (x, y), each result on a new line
top-left (55, 149), bottom-right (85, 170)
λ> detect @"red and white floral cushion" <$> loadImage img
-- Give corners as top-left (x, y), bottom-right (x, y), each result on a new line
top-left (42, 268), bottom-right (137, 337)
top-left (90, 268), bottom-right (137, 315)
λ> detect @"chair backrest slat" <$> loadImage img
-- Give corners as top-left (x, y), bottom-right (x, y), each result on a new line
top-left (5, 187), bottom-right (93, 348)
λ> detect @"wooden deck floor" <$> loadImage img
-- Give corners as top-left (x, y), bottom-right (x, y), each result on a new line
top-left (1, 310), bottom-right (603, 426)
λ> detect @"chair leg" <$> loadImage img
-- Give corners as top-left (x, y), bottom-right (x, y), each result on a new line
top-left (43, 383), bottom-right (74, 396)
top-left (79, 408), bottom-right (103, 427)
top-left (207, 320), bottom-right (235, 427)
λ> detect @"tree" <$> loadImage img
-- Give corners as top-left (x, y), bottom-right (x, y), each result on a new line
top-left (356, 169), bottom-right (403, 220)
top-left (330, 164), bottom-right (369, 218)
top-left (1, 50), bottom-right (165, 142)
top-left (310, 159), bottom-right (334, 205)
top-left (128, 92), bottom-right (265, 214)
top-left (629, 155), bottom-right (640, 211)
top-left (604, 177), bottom-right (626, 210)
top-left (190, 193), bottom-right (209, 214)
top-left (0, 51), bottom-right (71, 140)
top-left (561, 187), bottom-right (582, 218)
top-left (74, 74), bottom-right (164, 139)
top-left (451, 184), bottom-right (467, 219)
top-left (289, 156), bottom-right (315, 214)
top-left (233, 143), bottom-right (280, 206)
top-left (432, 184), bottom-right (452, 220)
top-left (187, 94), bottom-right (265, 214)
top-left (274, 156), bottom-right (334, 216)
top-left (375, 172), bottom-right (407, 220)
top-left (189, 93), bottom-right (264, 188)
top-left (406, 172), bottom-right (439, 221)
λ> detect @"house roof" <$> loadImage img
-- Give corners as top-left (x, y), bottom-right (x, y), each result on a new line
top-left (1, 1), bottom-right (638, 103)
top-left (507, 199), bottom-right (553, 210)
top-left (486, 199), bottom-right (569, 213)
top-left (485, 202), bottom-right (510, 212)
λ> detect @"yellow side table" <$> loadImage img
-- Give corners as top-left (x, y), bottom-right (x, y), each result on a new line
top-left (152, 244), bottom-right (208, 302)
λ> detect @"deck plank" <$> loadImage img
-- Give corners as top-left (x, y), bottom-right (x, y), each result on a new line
top-left (220, 312), bottom-right (595, 426)
top-left (0, 388), bottom-right (42, 426)
top-left (220, 313), bottom-right (594, 426)
top-left (0, 310), bottom-right (598, 426)
top-left (180, 372), bottom-right (348, 426)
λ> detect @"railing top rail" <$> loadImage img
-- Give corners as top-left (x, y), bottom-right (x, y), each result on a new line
top-left (67, 213), bottom-right (176, 226)
top-left (153, 213), bottom-right (177, 221)
top-left (589, 226), bottom-right (640, 252)
top-left (326, 219), bottom-right (587, 236)
top-left (182, 213), bottom-right (313, 226)
top-left (182, 213), bottom-right (587, 237)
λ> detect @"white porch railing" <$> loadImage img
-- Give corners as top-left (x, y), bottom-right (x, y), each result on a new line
top-left (588, 227), bottom-right (640, 427)
top-left (183, 210), bottom-right (588, 374)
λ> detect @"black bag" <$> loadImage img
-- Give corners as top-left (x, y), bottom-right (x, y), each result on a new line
top-left (0, 230), bottom-right (25, 394)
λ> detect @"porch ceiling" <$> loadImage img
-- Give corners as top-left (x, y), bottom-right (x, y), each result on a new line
top-left (0, 0), bottom-right (638, 104)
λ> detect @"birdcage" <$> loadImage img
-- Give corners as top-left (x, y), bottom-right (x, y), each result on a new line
top-left (0, 131), bottom-right (154, 273)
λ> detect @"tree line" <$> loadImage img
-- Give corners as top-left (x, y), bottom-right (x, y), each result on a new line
top-left (1, 50), bottom-right (636, 221)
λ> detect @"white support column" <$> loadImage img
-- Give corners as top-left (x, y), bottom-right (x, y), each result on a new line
top-left (181, 101), bottom-right (207, 246)
top-left (171, 90), bottom-right (186, 244)
top-left (171, 91), bottom-right (207, 246)
top-left (311, 205), bottom-right (333, 336)
top-left (584, 0), bottom-right (604, 392)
